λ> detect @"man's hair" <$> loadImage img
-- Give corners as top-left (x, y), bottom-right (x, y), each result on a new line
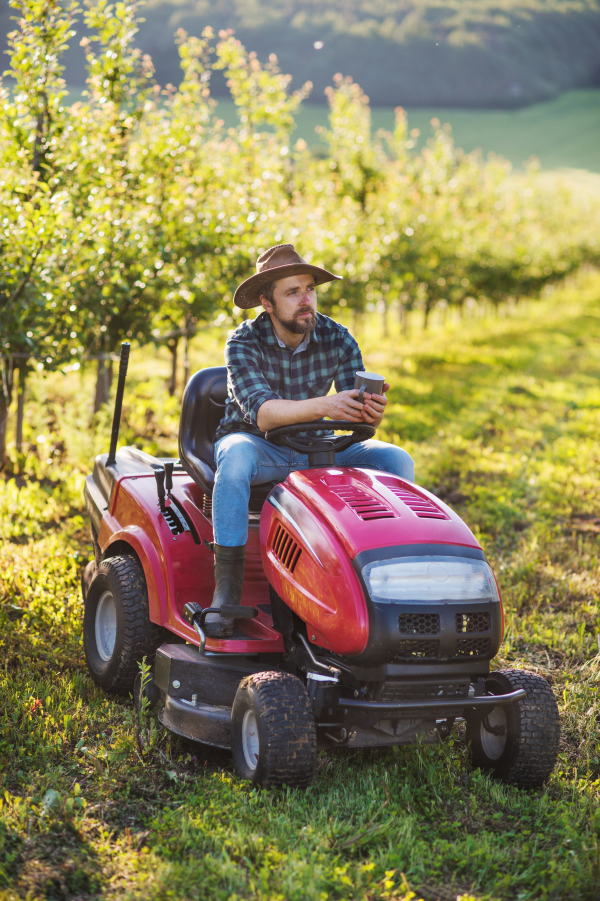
top-left (260, 280), bottom-right (276, 305)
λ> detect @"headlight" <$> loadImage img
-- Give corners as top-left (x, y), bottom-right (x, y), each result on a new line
top-left (362, 555), bottom-right (499, 603)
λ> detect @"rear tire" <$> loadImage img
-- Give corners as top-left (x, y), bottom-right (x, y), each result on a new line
top-left (231, 672), bottom-right (316, 787)
top-left (83, 555), bottom-right (165, 696)
top-left (466, 669), bottom-right (560, 788)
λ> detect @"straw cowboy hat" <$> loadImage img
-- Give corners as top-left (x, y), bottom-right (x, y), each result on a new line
top-left (233, 243), bottom-right (342, 309)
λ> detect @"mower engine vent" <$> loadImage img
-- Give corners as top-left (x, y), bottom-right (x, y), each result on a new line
top-left (453, 637), bottom-right (491, 658)
top-left (396, 639), bottom-right (440, 660)
top-left (271, 523), bottom-right (302, 574)
top-left (399, 613), bottom-right (440, 635)
top-left (380, 479), bottom-right (448, 520)
top-left (455, 612), bottom-right (491, 634)
top-left (331, 486), bottom-right (396, 521)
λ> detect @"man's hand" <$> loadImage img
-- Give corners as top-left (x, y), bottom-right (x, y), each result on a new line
top-left (320, 390), bottom-right (365, 422)
top-left (358, 382), bottom-right (390, 428)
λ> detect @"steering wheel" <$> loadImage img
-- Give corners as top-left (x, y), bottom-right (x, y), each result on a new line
top-left (265, 420), bottom-right (375, 457)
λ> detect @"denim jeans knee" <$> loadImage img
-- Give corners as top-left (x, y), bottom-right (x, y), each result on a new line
top-left (336, 439), bottom-right (415, 482)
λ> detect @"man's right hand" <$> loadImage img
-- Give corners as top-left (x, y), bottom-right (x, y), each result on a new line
top-left (321, 389), bottom-right (365, 422)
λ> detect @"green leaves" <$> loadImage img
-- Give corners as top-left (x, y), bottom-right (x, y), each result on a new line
top-left (0, 0), bottom-right (598, 441)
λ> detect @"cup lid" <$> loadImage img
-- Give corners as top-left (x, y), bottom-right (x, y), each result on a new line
top-left (356, 371), bottom-right (384, 380)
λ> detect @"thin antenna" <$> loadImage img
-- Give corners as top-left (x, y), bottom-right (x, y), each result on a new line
top-left (106, 342), bottom-right (130, 466)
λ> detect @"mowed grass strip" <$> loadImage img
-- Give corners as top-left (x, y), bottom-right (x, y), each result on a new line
top-left (213, 88), bottom-right (600, 173)
top-left (2, 274), bottom-right (600, 900)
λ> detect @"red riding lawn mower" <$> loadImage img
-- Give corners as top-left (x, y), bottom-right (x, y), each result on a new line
top-left (82, 344), bottom-right (560, 788)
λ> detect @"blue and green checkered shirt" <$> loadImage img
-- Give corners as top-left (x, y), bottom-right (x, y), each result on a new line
top-left (214, 311), bottom-right (364, 443)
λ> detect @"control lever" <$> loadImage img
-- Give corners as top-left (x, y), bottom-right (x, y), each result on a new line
top-left (164, 461), bottom-right (174, 496)
top-left (154, 468), bottom-right (166, 512)
top-left (184, 602), bottom-right (257, 624)
top-left (183, 602), bottom-right (257, 655)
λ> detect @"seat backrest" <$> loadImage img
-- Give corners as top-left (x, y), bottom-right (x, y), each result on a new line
top-left (179, 366), bottom-right (227, 471)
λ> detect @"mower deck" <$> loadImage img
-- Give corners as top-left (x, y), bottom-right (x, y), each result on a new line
top-left (144, 641), bottom-right (526, 751)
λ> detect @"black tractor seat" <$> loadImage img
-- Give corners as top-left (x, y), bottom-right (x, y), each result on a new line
top-left (178, 366), bottom-right (278, 513)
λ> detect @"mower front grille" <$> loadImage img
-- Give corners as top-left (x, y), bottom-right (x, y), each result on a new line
top-left (453, 637), bottom-right (491, 658)
top-left (378, 679), bottom-right (470, 703)
top-left (455, 612), bottom-right (491, 633)
top-left (399, 613), bottom-right (440, 635)
top-left (271, 524), bottom-right (302, 574)
top-left (332, 487), bottom-right (396, 521)
top-left (395, 639), bottom-right (440, 660)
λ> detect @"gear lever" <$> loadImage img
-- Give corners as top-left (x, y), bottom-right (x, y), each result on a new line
top-left (154, 468), bottom-right (166, 512)
top-left (164, 461), bottom-right (174, 497)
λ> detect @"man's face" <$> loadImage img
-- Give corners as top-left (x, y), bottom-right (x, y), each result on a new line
top-left (260, 274), bottom-right (317, 335)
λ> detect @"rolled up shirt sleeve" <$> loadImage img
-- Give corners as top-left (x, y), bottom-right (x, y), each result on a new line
top-left (334, 331), bottom-right (364, 393)
top-left (225, 335), bottom-right (280, 428)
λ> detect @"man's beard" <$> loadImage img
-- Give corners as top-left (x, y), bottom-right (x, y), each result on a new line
top-left (272, 305), bottom-right (317, 335)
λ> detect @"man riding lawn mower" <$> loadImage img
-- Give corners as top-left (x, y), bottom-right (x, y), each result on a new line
top-left (82, 244), bottom-right (561, 788)
top-left (206, 244), bottom-right (414, 637)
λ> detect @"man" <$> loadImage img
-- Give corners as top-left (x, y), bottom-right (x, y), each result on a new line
top-left (204, 244), bottom-right (414, 637)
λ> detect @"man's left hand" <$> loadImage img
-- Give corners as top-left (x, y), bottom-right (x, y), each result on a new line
top-left (360, 382), bottom-right (390, 428)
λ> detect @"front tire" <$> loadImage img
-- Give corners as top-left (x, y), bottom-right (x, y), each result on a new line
top-left (83, 555), bottom-right (165, 696)
top-left (231, 672), bottom-right (317, 787)
top-left (466, 669), bottom-right (560, 788)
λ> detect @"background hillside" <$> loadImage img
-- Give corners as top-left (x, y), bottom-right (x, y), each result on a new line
top-left (3, 0), bottom-right (600, 107)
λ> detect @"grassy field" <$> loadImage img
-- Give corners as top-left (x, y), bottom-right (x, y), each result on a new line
top-left (214, 88), bottom-right (600, 173)
top-left (2, 272), bottom-right (600, 899)
top-left (63, 85), bottom-right (600, 173)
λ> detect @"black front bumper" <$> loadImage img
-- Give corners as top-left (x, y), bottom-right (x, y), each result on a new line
top-left (338, 688), bottom-right (525, 729)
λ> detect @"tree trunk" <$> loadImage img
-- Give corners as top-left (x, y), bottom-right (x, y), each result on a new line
top-left (352, 307), bottom-right (364, 338)
top-left (168, 338), bottom-right (179, 397)
top-left (94, 354), bottom-right (111, 413)
top-left (399, 295), bottom-right (409, 337)
top-left (182, 320), bottom-right (191, 391)
top-left (422, 298), bottom-right (433, 331)
top-left (15, 363), bottom-right (28, 453)
top-left (0, 356), bottom-right (14, 468)
top-left (0, 395), bottom-right (8, 468)
top-left (381, 299), bottom-right (388, 339)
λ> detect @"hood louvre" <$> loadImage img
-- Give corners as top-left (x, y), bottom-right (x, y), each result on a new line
top-left (271, 523), bottom-right (302, 573)
top-left (383, 484), bottom-right (449, 520)
top-left (331, 486), bottom-right (396, 521)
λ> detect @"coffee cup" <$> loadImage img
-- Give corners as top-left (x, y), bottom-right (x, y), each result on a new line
top-left (354, 371), bottom-right (385, 405)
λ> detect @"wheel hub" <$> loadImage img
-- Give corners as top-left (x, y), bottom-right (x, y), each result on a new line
top-left (480, 705), bottom-right (507, 760)
top-left (95, 590), bottom-right (117, 661)
top-left (241, 708), bottom-right (260, 771)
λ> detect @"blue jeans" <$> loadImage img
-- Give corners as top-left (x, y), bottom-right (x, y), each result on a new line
top-left (212, 433), bottom-right (415, 546)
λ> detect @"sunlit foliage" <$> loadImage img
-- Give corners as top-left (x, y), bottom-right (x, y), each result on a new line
top-left (1, 0), bottom-right (598, 378)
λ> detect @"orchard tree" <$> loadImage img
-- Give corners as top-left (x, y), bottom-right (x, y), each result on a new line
top-left (65, 0), bottom-right (159, 409)
top-left (0, 0), bottom-right (80, 462)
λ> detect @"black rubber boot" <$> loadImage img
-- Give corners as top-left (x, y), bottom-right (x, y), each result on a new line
top-left (203, 544), bottom-right (246, 639)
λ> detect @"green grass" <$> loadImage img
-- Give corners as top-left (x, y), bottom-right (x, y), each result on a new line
top-left (214, 88), bottom-right (600, 173)
top-left (63, 84), bottom-right (600, 173)
top-left (3, 273), bottom-right (600, 899)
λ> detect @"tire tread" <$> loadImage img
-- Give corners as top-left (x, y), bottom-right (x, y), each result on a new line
top-left (497, 668), bottom-right (560, 788)
top-left (468, 668), bottom-right (560, 789)
top-left (84, 555), bottom-right (165, 695)
top-left (235, 671), bottom-right (316, 787)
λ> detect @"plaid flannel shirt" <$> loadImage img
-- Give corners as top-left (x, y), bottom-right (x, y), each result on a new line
top-left (214, 311), bottom-right (364, 443)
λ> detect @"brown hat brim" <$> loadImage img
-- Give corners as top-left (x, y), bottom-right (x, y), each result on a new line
top-left (233, 263), bottom-right (342, 309)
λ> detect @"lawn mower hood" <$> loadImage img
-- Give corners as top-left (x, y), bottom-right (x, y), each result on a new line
top-left (260, 467), bottom-right (503, 667)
